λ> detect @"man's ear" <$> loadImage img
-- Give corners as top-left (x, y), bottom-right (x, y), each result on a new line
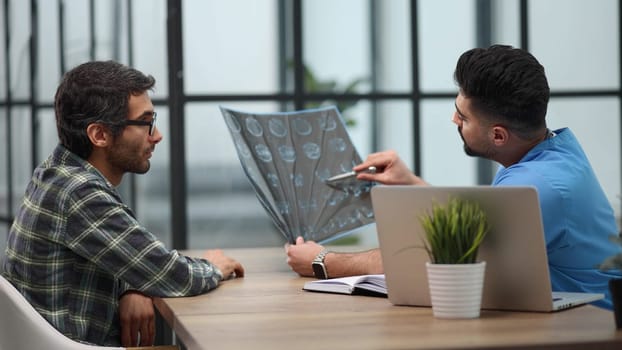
top-left (86, 123), bottom-right (111, 148)
top-left (491, 125), bottom-right (509, 146)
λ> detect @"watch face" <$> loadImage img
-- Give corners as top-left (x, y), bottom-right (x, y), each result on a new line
top-left (312, 262), bottom-right (328, 279)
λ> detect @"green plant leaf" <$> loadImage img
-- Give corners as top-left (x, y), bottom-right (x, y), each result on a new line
top-left (419, 197), bottom-right (490, 264)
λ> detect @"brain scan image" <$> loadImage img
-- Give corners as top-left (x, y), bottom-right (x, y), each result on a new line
top-left (221, 105), bottom-right (375, 243)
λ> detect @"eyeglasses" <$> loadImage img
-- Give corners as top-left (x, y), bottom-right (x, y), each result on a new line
top-left (122, 112), bottom-right (157, 136)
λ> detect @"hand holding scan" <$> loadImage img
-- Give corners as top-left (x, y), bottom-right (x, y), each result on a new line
top-left (324, 166), bottom-right (377, 193)
top-left (354, 150), bottom-right (428, 186)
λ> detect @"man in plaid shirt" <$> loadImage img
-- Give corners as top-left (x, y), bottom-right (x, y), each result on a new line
top-left (2, 61), bottom-right (245, 346)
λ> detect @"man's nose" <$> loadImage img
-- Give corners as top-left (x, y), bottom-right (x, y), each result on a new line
top-left (150, 127), bottom-right (163, 143)
top-left (451, 112), bottom-right (460, 125)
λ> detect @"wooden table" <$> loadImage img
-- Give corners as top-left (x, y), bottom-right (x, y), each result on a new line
top-left (154, 247), bottom-right (622, 350)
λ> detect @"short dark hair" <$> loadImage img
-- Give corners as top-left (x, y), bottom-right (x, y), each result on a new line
top-left (454, 45), bottom-right (550, 139)
top-left (54, 60), bottom-right (155, 159)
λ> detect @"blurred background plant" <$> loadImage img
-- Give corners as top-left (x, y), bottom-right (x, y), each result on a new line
top-left (290, 61), bottom-right (367, 127)
top-left (598, 232), bottom-right (622, 272)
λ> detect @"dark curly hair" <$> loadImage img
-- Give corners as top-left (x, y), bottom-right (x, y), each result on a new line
top-left (454, 45), bottom-right (550, 140)
top-left (54, 60), bottom-right (155, 159)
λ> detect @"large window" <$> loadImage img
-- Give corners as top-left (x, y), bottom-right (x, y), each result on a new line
top-left (1, 0), bottom-right (620, 257)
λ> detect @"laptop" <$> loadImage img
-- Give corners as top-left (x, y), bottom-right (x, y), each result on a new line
top-left (371, 185), bottom-right (604, 312)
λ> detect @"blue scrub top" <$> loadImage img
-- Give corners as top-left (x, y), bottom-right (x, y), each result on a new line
top-left (493, 128), bottom-right (621, 310)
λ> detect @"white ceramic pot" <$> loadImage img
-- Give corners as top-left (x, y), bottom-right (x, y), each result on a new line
top-left (425, 261), bottom-right (486, 319)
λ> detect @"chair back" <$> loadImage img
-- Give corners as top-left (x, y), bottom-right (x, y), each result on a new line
top-left (0, 274), bottom-right (123, 350)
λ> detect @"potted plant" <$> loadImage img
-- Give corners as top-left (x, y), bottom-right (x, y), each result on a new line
top-left (598, 232), bottom-right (622, 328)
top-left (419, 197), bottom-right (490, 318)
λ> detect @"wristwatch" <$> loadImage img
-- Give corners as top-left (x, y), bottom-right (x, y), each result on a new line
top-left (312, 249), bottom-right (330, 279)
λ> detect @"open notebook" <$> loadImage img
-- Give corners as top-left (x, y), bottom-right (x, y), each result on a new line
top-left (371, 186), bottom-right (604, 312)
top-left (303, 274), bottom-right (387, 297)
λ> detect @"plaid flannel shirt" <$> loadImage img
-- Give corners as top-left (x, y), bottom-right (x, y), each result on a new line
top-left (2, 144), bottom-right (223, 346)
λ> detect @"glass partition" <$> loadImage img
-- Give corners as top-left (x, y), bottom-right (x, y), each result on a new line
top-left (1, 0), bottom-right (621, 257)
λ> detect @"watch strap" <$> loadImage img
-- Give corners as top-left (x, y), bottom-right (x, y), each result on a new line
top-left (312, 249), bottom-right (330, 279)
top-left (313, 249), bottom-right (329, 263)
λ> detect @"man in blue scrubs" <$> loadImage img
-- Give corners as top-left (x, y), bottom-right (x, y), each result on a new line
top-left (285, 45), bottom-right (621, 310)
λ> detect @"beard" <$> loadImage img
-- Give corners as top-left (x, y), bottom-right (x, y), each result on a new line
top-left (457, 126), bottom-right (493, 159)
top-left (106, 136), bottom-right (152, 175)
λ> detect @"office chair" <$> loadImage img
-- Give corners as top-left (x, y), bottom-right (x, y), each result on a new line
top-left (0, 274), bottom-right (179, 350)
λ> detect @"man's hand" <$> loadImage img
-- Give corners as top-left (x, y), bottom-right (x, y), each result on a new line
top-left (354, 150), bottom-right (428, 186)
top-left (203, 249), bottom-right (245, 279)
top-left (118, 291), bottom-right (155, 347)
top-left (285, 236), bottom-right (324, 277)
